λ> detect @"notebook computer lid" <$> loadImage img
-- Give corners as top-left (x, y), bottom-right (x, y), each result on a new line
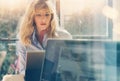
top-left (25, 50), bottom-right (45, 81)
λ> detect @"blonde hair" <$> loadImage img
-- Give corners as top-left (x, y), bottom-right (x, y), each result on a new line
top-left (18, 0), bottom-right (59, 46)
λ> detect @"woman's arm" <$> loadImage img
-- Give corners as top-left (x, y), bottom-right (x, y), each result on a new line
top-left (16, 41), bottom-right (26, 74)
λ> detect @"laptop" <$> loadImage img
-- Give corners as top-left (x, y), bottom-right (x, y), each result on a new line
top-left (25, 50), bottom-right (45, 81)
top-left (41, 39), bottom-right (118, 81)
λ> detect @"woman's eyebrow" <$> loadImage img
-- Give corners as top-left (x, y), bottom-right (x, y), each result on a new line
top-left (45, 11), bottom-right (51, 13)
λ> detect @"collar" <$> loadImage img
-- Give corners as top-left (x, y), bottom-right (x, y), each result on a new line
top-left (31, 29), bottom-right (48, 49)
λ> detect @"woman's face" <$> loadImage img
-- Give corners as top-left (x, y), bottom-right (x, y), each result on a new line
top-left (34, 9), bottom-right (52, 33)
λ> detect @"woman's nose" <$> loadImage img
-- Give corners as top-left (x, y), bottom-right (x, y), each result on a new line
top-left (41, 16), bottom-right (47, 21)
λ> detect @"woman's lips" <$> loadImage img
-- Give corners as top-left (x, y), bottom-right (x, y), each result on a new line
top-left (41, 23), bottom-right (46, 25)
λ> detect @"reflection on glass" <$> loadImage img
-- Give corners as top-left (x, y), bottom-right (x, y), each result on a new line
top-left (56, 43), bottom-right (105, 81)
top-left (44, 40), bottom-right (117, 81)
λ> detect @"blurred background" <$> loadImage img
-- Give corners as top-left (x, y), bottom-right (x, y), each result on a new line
top-left (0, 0), bottom-right (120, 81)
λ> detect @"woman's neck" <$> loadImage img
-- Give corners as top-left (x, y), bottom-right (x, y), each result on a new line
top-left (39, 29), bottom-right (47, 36)
top-left (38, 29), bottom-right (48, 44)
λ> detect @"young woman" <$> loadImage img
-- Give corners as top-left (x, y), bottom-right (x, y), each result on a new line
top-left (16, 0), bottom-right (72, 74)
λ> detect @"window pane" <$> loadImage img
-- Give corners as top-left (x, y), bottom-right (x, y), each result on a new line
top-left (60, 0), bottom-right (109, 38)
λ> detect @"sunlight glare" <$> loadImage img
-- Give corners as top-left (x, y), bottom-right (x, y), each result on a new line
top-left (0, 0), bottom-right (27, 10)
top-left (61, 0), bottom-right (106, 15)
top-left (102, 6), bottom-right (119, 20)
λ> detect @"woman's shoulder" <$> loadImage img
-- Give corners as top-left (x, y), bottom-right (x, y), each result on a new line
top-left (16, 40), bottom-right (26, 50)
top-left (56, 28), bottom-right (72, 39)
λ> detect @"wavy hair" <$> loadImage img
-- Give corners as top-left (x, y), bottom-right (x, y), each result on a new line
top-left (18, 0), bottom-right (59, 46)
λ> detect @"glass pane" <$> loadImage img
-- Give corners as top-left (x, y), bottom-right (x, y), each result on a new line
top-left (55, 41), bottom-right (117, 81)
top-left (60, 0), bottom-right (109, 37)
top-left (41, 39), bottom-right (118, 81)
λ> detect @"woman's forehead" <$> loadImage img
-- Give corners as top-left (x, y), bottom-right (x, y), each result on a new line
top-left (35, 9), bottom-right (51, 13)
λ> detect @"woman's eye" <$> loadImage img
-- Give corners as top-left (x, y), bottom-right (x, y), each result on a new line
top-left (45, 13), bottom-right (50, 17)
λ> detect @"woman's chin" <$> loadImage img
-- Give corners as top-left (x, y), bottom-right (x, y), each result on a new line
top-left (40, 27), bottom-right (47, 31)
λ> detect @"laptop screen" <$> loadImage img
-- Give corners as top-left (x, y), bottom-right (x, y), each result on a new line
top-left (25, 51), bottom-right (45, 81)
top-left (41, 39), bottom-right (118, 81)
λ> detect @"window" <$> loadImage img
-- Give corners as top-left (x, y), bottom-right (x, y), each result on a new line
top-left (59, 0), bottom-right (113, 39)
